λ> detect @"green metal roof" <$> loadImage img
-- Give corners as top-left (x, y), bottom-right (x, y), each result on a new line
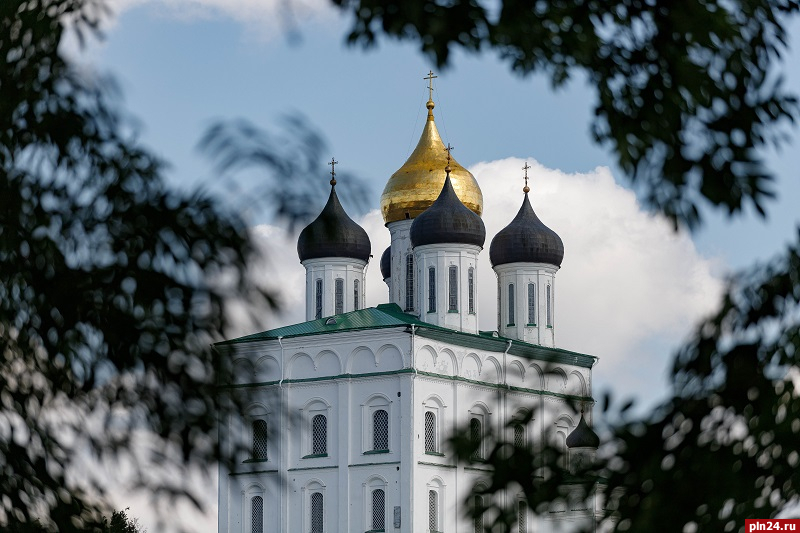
top-left (217, 303), bottom-right (425, 345)
top-left (217, 303), bottom-right (597, 368)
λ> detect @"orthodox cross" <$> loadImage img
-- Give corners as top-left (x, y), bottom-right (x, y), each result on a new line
top-left (522, 162), bottom-right (531, 193)
top-left (444, 143), bottom-right (454, 173)
top-left (424, 70), bottom-right (438, 101)
top-left (328, 157), bottom-right (338, 186)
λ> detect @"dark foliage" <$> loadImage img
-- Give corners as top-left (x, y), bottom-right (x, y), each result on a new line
top-left (199, 116), bottom-right (370, 231)
top-left (0, 0), bottom-right (275, 530)
top-left (3, 0), bottom-right (800, 531)
top-left (101, 508), bottom-right (145, 533)
top-left (598, 235), bottom-right (800, 530)
top-left (18, 508), bottom-right (145, 533)
top-left (324, 1), bottom-right (800, 531)
top-left (333, 0), bottom-right (799, 229)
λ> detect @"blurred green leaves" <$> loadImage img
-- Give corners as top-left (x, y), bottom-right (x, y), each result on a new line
top-left (333, 0), bottom-right (799, 229)
top-left (0, 0), bottom-right (274, 530)
top-left (329, 1), bottom-right (800, 531)
top-left (2, 0), bottom-right (800, 531)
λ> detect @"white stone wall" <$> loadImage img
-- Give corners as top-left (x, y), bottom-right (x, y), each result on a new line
top-left (413, 243), bottom-right (481, 334)
top-left (387, 220), bottom-right (415, 313)
top-left (219, 329), bottom-right (594, 533)
top-left (494, 262), bottom-right (560, 347)
top-left (301, 257), bottom-right (368, 321)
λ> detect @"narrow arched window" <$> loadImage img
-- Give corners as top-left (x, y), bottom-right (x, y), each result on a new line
top-left (518, 500), bottom-right (528, 533)
top-left (473, 495), bottom-right (484, 533)
top-left (424, 411), bottom-right (437, 453)
top-left (470, 417), bottom-right (482, 460)
top-left (354, 279), bottom-right (360, 311)
top-left (514, 423), bottom-right (526, 450)
top-left (428, 267), bottom-right (436, 312)
top-left (448, 266), bottom-right (458, 311)
top-left (527, 283), bottom-right (536, 325)
top-left (428, 490), bottom-right (438, 532)
top-left (315, 278), bottom-right (323, 319)
top-left (373, 409), bottom-right (389, 450)
top-left (335, 278), bottom-right (344, 314)
top-left (546, 284), bottom-right (552, 327)
top-left (405, 255), bottom-right (415, 311)
top-left (508, 284), bottom-right (515, 325)
top-left (251, 496), bottom-right (263, 533)
top-left (468, 268), bottom-right (475, 314)
top-left (372, 488), bottom-right (386, 531)
top-left (312, 414), bottom-right (327, 455)
top-left (252, 420), bottom-right (267, 461)
top-left (310, 492), bottom-right (324, 533)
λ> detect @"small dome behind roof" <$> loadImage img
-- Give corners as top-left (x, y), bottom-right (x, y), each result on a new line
top-left (489, 192), bottom-right (564, 267)
top-left (380, 246), bottom-right (391, 280)
top-left (297, 181), bottom-right (371, 262)
top-left (566, 414), bottom-right (600, 449)
top-left (410, 173), bottom-right (486, 248)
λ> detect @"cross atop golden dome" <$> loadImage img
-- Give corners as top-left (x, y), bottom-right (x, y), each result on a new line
top-left (379, 74), bottom-right (484, 225)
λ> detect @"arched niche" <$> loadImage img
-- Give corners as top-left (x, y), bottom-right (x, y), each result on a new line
top-left (232, 358), bottom-right (254, 384)
top-left (288, 352), bottom-right (315, 379)
top-left (348, 346), bottom-right (377, 374)
top-left (566, 370), bottom-right (587, 397)
top-left (461, 353), bottom-right (481, 380)
top-left (254, 355), bottom-right (280, 383)
top-left (415, 345), bottom-right (436, 372)
top-left (376, 344), bottom-right (404, 371)
top-left (507, 360), bottom-right (525, 387)
top-left (527, 363), bottom-right (545, 390)
top-left (546, 367), bottom-right (568, 393)
top-left (435, 348), bottom-right (457, 377)
top-left (483, 356), bottom-right (502, 384)
top-left (315, 349), bottom-right (342, 376)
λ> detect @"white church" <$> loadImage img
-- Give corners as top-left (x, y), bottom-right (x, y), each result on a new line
top-left (216, 83), bottom-right (601, 533)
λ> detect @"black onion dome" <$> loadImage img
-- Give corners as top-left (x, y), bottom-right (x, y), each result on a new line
top-left (566, 414), bottom-right (600, 449)
top-left (297, 186), bottom-right (371, 262)
top-left (410, 175), bottom-right (486, 248)
top-left (489, 193), bottom-right (564, 267)
top-left (380, 246), bottom-right (391, 280)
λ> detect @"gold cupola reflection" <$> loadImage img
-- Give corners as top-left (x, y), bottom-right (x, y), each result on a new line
top-left (380, 98), bottom-right (484, 224)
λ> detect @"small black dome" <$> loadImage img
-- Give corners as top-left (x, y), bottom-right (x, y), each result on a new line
top-left (566, 414), bottom-right (599, 449)
top-left (410, 175), bottom-right (486, 248)
top-left (489, 193), bottom-right (563, 267)
top-left (297, 186), bottom-right (371, 262)
top-left (380, 246), bottom-right (391, 280)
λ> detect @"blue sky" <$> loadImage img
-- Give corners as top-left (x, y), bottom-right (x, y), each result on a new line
top-left (92, 3), bottom-right (800, 272)
top-left (80, 2), bottom-right (800, 529)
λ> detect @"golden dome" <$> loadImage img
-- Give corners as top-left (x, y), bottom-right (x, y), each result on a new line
top-left (380, 100), bottom-right (483, 224)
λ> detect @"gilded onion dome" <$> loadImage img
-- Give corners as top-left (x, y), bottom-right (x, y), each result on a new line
top-left (297, 182), bottom-right (371, 262)
top-left (566, 413), bottom-right (600, 449)
top-left (380, 99), bottom-right (483, 224)
top-left (489, 191), bottom-right (564, 267)
top-left (410, 172), bottom-right (486, 248)
top-left (380, 246), bottom-right (391, 280)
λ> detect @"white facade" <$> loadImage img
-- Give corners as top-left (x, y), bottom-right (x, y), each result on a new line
top-left (494, 262), bottom-right (559, 347)
top-left (414, 243), bottom-right (481, 334)
top-left (387, 219), bottom-right (415, 313)
top-left (219, 91), bottom-right (600, 533)
top-left (218, 321), bottom-right (597, 533)
top-left (302, 258), bottom-right (368, 321)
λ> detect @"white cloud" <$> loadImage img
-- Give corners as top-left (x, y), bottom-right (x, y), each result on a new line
top-left (248, 157), bottom-right (724, 405)
top-left (472, 158), bottom-right (724, 403)
top-left (107, 0), bottom-right (336, 36)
